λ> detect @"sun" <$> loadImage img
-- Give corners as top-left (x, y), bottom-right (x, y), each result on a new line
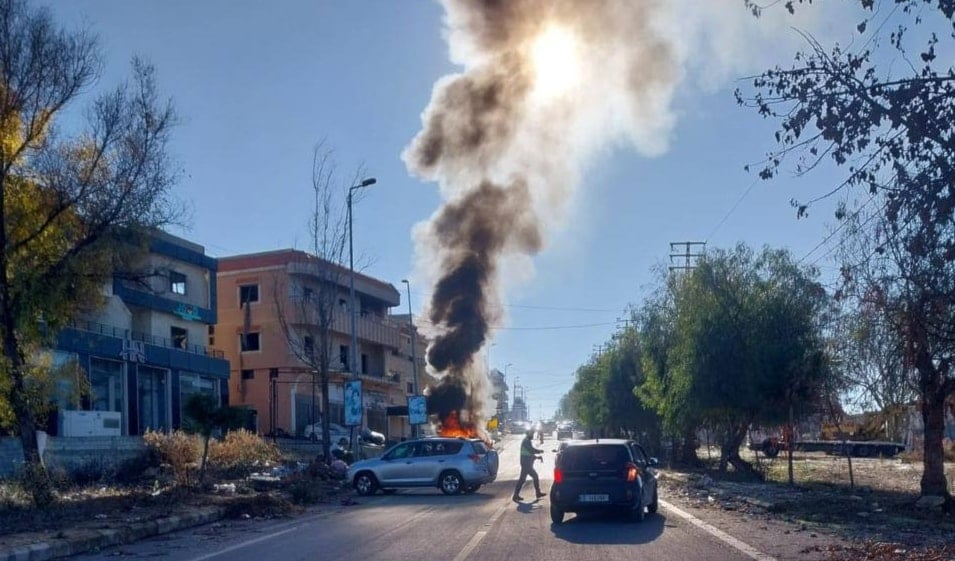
top-left (529, 25), bottom-right (580, 101)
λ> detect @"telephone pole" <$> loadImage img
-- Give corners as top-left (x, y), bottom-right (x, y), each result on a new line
top-left (669, 241), bottom-right (705, 273)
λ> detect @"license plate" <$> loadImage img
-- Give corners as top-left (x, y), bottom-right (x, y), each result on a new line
top-left (578, 494), bottom-right (609, 503)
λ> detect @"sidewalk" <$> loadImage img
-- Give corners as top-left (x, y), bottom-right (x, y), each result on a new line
top-left (0, 506), bottom-right (225, 561)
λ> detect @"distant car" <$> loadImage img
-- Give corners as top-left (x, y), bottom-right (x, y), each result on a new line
top-left (347, 437), bottom-right (499, 496)
top-left (302, 422), bottom-right (350, 443)
top-left (549, 439), bottom-right (659, 524)
top-left (555, 427), bottom-right (573, 440)
top-left (360, 427), bottom-right (386, 446)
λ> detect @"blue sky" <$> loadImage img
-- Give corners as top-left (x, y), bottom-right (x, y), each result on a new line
top-left (43, 1), bottom-right (856, 420)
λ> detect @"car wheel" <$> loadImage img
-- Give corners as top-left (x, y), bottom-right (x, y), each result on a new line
top-left (550, 504), bottom-right (564, 524)
top-left (762, 440), bottom-right (779, 458)
top-left (463, 484), bottom-right (481, 494)
top-left (439, 471), bottom-right (463, 495)
top-left (647, 487), bottom-right (659, 514)
top-left (353, 472), bottom-right (379, 496)
top-left (630, 494), bottom-right (646, 523)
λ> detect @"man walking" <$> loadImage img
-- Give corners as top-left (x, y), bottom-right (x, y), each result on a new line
top-left (513, 429), bottom-right (546, 502)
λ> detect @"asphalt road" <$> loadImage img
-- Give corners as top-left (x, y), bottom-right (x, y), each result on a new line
top-left (72, 435), bottom-right (765, 561)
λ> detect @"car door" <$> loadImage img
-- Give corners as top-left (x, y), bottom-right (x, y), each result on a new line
top-left (416, 440), bottom-right (463, 484)
top-left (629, 443), bottom-right (656, 504)
top-left (377, 441), bottom-right (419, 485)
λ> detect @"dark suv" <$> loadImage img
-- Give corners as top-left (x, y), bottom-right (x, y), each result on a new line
top-left (549, 439), bottom-right (659, 524)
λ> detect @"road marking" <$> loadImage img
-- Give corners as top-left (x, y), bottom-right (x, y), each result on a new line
top-left (187, 504), bottom-right (433, 561)
top-left (452, 499), bottom-right (510, 561)
top-left (661, 500), bottom-right (777, 561)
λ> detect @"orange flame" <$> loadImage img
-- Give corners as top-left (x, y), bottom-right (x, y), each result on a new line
top-left (438, 411), bottom-right (479, 439)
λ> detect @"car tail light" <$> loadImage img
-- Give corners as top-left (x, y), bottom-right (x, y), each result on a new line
top-left (468, 454), bottom-right (481, 463)
top-left (554, 468), bottom-right (564, 484)
top-left (624, 462), bottom-right (639, 482)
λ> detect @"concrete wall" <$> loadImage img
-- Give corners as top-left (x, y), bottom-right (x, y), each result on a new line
top-left (0, 436), bottom-right (147, 479)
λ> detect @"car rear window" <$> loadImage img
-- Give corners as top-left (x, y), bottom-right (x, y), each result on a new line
top-left (560, 445), bottom-right (630, 471)
top-left (470, 441), bottom-right (488, 454)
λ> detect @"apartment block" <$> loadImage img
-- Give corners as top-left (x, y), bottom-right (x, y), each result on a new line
top-left (52, 231), bottom-right (229, 436)
top-left (216, 250), bottom-right (428, 440)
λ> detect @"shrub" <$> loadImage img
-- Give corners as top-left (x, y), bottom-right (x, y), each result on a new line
top-left (208, 430), bottom-right (280, 475)
top-left (142, 430), bottom-right (200, 486)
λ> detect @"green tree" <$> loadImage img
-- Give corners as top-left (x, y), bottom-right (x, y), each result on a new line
top-left (183, 394), bottom-right (248, 486)
top-left (739, 0), bottom-right (954, 504)
top-left (0, 0), bottom-right (180, 505)
top-left (658, 245), bottom-right (830, 477)
top-left (637, 271), bottom-right (704, 466)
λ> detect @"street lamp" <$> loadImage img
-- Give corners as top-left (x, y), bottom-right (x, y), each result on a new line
top-left (347, 177), bottom-right (377, 379)
top-left (401, 279), bottom-right (419, 438)
top-left (347, 177), bottom-right (376, 455)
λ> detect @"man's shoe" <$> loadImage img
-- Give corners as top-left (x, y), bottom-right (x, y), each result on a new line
top-left (512, 495), bottom-right (523, 502)
top-left (536, 492), bottom-right (547, 499)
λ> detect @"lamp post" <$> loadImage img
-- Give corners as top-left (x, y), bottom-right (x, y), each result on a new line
top-left (347, 177), bottom-right (376, 379)
top-left (347, 177), bottom-right (376, 455)
top-left (401, 279), bottom-right (419, 438)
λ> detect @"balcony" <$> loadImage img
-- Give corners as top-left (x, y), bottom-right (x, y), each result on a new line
top-left (67, 318), bottom-right (225, 359)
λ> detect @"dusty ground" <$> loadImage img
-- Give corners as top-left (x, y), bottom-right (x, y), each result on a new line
top-left (660, 449), bottom-right (955, 560)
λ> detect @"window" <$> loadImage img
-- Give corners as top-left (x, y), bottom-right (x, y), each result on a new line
top-left (241, 332), bottom-right (261, 352)
top-left (406, 382), bottom-right (414, 394)
top-left (339, 345), bottom-right (348, 369)
top-left (90, 358), bottom-right (124, 414)
top-left (171, 326), bottom-right (188, 349)
top-left (170, 271), bottom-right (187, 295)
top-left (303, 287), bottom-right (313, 302)
top-left (303, 336), bottom-right (314, 356)
top-left (239, 284), bottom-right (259, 304)
top-left (360, 353), bottom-right (368, 374)
top-left (180, 373), bottom-right (218, 432)
top-left (241, 369), bottom-right (254, 380)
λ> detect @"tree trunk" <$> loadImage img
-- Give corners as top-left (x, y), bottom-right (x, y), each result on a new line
top-left (910, 318), bottom-right (951, 504)
top-left (918, 376), bottom-right (950, 500)
top-left (719, 421), bottom-right (762, 480)
top-left (3, 315), bottom-right (54, 507)
top-left (198, 434), bottom-right (211, 487)
top-left (678, 427), bottom-right (702, 467)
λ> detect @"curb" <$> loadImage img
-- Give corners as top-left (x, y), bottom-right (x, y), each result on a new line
top-left (0, 507), bottom-right (226, 561)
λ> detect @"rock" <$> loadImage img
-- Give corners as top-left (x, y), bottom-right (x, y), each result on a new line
top-left (697, 474), bottom-right (715, 488)
top-left (914, 495), bottom-right (946, 510)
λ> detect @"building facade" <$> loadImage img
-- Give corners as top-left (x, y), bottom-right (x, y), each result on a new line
top-left (52, 231), bottom-right (228, 436)
top-left (216, 250), bottom-right (426, 440)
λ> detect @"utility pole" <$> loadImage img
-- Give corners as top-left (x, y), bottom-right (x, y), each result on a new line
top-left (669, 241), bottom-right (706, 273)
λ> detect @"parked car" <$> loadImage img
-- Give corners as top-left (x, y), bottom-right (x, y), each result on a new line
top-left (549, 439), bottom-right (659, 524)
top-left (555, 425), bottom-right (574, 440)
top-left (347, 437), bottom-right (499, 496)
top-left (302, 422), bottom-right (350, 443)
top-left (360, 427), bottom-right (386, 446)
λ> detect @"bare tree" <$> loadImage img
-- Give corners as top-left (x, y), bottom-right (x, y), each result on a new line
top-left (273, 144), bottom-right (363, 461)
top-left (0, 0), bottom-right (180, 505)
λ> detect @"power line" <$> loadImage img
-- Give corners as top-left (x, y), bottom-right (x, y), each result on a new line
top-left (706, 178), bottom-right (759, 243)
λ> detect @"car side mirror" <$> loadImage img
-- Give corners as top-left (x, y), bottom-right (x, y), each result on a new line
top-left (648, 457), bottom-right (659, 467)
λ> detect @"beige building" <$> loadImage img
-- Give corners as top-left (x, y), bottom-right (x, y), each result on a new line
top-left (215, 249), bottom-right (428, 441)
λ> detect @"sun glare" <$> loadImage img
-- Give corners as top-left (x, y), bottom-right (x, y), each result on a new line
top-left (530, 26), bottom-right (580, 101)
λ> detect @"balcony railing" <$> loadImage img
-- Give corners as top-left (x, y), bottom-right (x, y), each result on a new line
top-left (67, 318), bottom-right (225, 359)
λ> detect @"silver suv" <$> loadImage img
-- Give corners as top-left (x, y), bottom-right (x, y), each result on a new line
top-left (347, 437), bottom-right (499, 496)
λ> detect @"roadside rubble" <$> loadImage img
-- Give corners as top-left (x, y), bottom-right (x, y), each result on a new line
top-left (658, 464), bottom-right (955, 560)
